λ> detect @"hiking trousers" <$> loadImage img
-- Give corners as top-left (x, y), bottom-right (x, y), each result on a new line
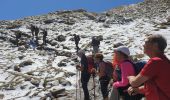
top-left (109, 86), bottom-right (119, 100)
top-left (81, 72), bottom-right (91, 100)
top-left (75, 43), bottom-right (79, 53)
top-left (99, 76), bottom-right (110, 99)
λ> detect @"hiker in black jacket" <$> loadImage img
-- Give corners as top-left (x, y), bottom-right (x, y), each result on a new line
top-left (76, 50), bottom-right (91, 100)
top-left (43, 29), bottom-right (48, 45)
top-left (30, 24), bottom-right (35, 37)
top-left (91, 36), bottom-right (100, 55)
top-left (73, 34), bottom-right (80, 52)
top-left (15, 32), bottom-right (21, 46)
top-left (34, 26), bottom-right (39, 45)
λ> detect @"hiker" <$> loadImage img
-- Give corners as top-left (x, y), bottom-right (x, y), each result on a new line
top-left (34, 26), bottom-right (39, 45)
top-left (43, 29), bottom-right (48, 45)
top-left (128, 34), bottom-right (170, 100)
top-left (92, 53), bottom-right (113, 100)
top-left (76, 50), bottom-right (91, 100)
top-left (73, 34), bottom-right (80, 52)
top-left (15, 32), bottom-right (21, 46)
top-left (30, 24), bottom-right (35, 37)
top-left (110, 46), bottom-right (136, 100)
top-left (91, 36), bottom-right (100, 55)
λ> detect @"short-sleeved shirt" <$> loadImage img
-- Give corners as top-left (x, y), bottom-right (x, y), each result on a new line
top-left (140, 55), bottom-right (170, 100)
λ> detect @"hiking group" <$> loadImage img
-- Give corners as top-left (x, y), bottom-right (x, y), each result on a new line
top-left (75, 34), bottom-right (170, 100)
top-left (15, 24), bottom-right (48, 49)
top-left (15, 25), bottom-right (170, 100)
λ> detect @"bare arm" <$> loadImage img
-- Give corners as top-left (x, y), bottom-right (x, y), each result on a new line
top-left (128, 74), bottom-right (149, 87)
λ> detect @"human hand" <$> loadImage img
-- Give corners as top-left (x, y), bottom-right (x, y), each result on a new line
top-left (91, 68), bottom-right (96, 73)
top-left (76, 65), bottom-right (81, 70)
top-left (127, 86), bottom-right (139, 96)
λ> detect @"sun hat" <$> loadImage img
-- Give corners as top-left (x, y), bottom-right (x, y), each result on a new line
top-left (114, 46), bottom-right (130, 56)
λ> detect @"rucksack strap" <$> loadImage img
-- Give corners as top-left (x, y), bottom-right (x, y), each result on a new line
top-left (114, 60), bottom-right (134, 81)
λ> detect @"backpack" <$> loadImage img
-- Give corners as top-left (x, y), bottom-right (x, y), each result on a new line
top-left (92, 38), bottom-right (100, 46)
top-left (115, 60), bottom-right (146, 81)
top-left (77, 35), bottom-right (80, 42)
top-left (133, 60), bottom-right (146, 75)
top-left (87, 55), bottom-right (95, 74)
top-left (104, 61), bottom-right (114, 78)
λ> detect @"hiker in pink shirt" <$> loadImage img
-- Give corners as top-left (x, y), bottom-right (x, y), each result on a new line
top-left (110, 46), bottom-right (135, 100)
top-left (113, 61), bottom-right (135, 88)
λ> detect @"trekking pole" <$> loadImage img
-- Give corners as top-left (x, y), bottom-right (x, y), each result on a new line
top-left (76, 70), bottom-right (78, 100)
top-left (92, 73), bottom-right (96, 100)
top-left (78, 70), bottom-right (81, 100)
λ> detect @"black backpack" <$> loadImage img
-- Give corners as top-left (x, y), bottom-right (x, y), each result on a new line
top-left (77, 35), bottom-right (80, 41)
top-left (133, 60), bottom-right (147, 75)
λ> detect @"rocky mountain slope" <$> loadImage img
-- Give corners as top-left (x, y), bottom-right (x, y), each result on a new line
top-left (0, 0), bottom-right (170, 100)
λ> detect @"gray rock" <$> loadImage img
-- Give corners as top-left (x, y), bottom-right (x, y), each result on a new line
top-left (50, 88), bottom-right (66, 98)
top-left (18, 55), bottom-right (25, 60)
top-left (113, 42), bottom-right (124, 48)
top-left (56, 35), bottom-right (66, 42)
top-left (31, 79), bottom-right (40, 87)
top-left (83, 12), bottom-right (96, 20)
top-left (64, 27), bottom-right (72, 31)
top-left (44, 19), bottom-right (55, 24)
top-left (14, 65), bottom-right (21, 72)
top-left (19, 60), bottom-right (34, 67)
top-left (97, 15), bottom-right (107, 22)
top-left (59, 78), bottom-right (71, 86)
top-left (64, 72), bottom-right (76, 77)
top-left (56, 51), bottom-right (72, 57)
top-left (18, 45), bottom-right (26, 51)
top-left (58, 61), bottom-right (67, 67)
top-left (0, 94), bottom-right (4, 99)
top-left (49, 40), bottom-right (59, 46)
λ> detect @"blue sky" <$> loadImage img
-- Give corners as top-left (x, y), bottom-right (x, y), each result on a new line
top-left (0, 0), bottom-right (143, 20)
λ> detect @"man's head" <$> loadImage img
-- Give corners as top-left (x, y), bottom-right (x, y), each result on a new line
top-left (143, 34), bottom-right (167, 56)
top-left (94, 53), bottom-right (104, 63)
